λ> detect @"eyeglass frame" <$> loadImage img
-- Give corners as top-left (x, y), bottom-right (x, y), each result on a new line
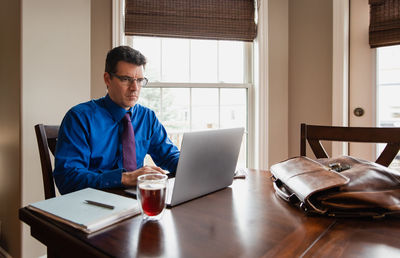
top-left (109, 72), bottom-right (149, 87)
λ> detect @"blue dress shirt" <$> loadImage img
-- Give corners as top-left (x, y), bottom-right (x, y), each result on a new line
top-left (54, 94), bottom-right (180, 194)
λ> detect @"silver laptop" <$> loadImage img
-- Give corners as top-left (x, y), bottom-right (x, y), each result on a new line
top-left (125, 127), bottom-right (244, 207)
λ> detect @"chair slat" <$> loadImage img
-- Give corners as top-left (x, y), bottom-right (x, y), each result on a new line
top-left (308, 139), bottom-right (328, 159)
top-left (35, 124), bottom-right (59, 199)
top-left (376, 143), bottom-right (400, 167)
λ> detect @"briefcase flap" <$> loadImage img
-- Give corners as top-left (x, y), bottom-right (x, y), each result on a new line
top-left (270, 156), bottom-right (349, 202)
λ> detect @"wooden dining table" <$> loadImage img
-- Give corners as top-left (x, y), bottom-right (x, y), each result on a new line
top-left (19, 169), bottom-right (400, 257)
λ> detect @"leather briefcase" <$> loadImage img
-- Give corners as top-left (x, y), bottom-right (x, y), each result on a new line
top-left (270, 156), bottom-right (400, 218)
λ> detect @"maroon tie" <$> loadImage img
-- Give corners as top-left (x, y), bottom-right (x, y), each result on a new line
top-left (122, 113), bottom-right (137, 171)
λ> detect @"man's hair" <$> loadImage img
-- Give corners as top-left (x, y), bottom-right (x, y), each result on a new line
top-left (105, 46), bottom-right (147, 74)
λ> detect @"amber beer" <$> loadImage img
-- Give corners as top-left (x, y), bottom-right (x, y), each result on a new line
top-left (139, 183), bottom-right (166, 216)
top-left (137, 174), bottom-right (168, 220)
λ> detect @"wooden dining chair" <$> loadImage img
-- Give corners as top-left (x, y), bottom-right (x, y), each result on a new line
top-left (300, 123), bottom-right (400, 167)
top-left (35, 124), bottom-right (60, 199)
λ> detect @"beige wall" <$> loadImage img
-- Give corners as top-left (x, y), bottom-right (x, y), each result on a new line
top-left (0, 1), bottom-right (22, 257)
top-left (91, 0), bottom-right (112, 99)
top-left (21, 0), bottom-right (91, 257)
top-left (0, 0), bottom-right (123, 256)
top-left (288, 0), bottom-right (333, 157)
top-left (267, 0), bottom-right (289, 166)
top-left (265, 0), bottom-right (333, 163)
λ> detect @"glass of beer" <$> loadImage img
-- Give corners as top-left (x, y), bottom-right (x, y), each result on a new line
top-left (137, 174), bottom-right (168, 221)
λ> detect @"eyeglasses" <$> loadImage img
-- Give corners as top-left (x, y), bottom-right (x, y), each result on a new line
top-left (110, 73), bottom-right (148, 87)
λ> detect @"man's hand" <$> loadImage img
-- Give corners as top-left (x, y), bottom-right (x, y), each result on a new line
top-left (121, 165), bottom-right (167, 187)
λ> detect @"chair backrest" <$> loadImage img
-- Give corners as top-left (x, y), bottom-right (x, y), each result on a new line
top-left (300, 123), bottom-right (400, 167)
top-left (35, 124), bottom-right (59, 199)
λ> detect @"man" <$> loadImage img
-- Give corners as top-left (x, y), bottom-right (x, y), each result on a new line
top-left (54, 46), bottom-right (180, 194)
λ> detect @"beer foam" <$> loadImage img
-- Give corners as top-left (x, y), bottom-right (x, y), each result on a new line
top-left (139, 183), bottom-right (166, 191)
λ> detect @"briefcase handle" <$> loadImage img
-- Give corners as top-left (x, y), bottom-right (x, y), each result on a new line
top-left (271, 176), bottom-right (301, 204)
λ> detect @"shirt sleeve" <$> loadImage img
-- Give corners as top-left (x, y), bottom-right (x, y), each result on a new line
top-left (147, 115), bottom-right (180, 175)
top-left (53, 109), bottom-right (123, 194)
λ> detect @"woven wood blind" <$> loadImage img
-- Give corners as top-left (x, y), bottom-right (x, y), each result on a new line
top-left (125, 0), bottom-right (257, 42)
top-left (369, 0), bottom-right (400, 48)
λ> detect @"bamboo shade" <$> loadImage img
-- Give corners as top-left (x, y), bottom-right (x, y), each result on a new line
top-left (125, 0), bottom-right (257, 42)
top-left (369, 0), bottom-right (400, 48)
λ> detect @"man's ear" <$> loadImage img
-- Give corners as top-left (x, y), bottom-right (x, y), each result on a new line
top-left (104, 72), bottom-right (111, 88)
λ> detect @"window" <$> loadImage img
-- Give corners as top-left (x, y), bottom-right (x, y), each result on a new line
top-left (125, 36), bottom-right (253, 168)
top-left (377, 45), bottom-right (400, 171)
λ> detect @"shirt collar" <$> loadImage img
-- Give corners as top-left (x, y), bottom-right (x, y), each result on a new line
top-left (104, 94), bottom-right (134, 122)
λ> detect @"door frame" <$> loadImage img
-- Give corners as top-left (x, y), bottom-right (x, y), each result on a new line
top-left (332, 0), bottom-right (350, 157)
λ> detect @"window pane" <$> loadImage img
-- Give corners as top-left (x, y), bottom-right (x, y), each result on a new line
top-left (162, 38), bottom-right (190, 82)
top-left (159, 88), bottom-right (190, 151)
top-left (378, 46), bottom-right (400, 84)
top-left (192, 88), bottom-right (219, 130)
top-left (377, 45), bottom-right (400, 171)
top-left (190, 40), bottom-right (218, 82)
top-left (219, 41), bottom-right (244, 83)
top-left (161, 88), bottom-right (190, 132)
top-left (378, 85), bottom-right (400, 127)
top-left (130, 36), bottom-right (161, 82)
top-left (130, 37), bottom-right (247, 84)
top-left (220, 88), bottom-right (247, 168)
top-left (220, 89), bottom-right (247, 129)
top-left (138, 88), bottom-right (161, 117)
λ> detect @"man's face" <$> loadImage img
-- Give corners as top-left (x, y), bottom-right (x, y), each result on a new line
top-left (104, 61), bottom-right (144, 110)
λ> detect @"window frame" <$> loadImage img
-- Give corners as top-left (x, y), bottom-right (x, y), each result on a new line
top-left (113, 0), bottom-right (255, 167)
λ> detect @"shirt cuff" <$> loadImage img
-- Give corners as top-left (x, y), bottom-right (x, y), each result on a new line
top-left (99, 168), bottom-right (123, 188)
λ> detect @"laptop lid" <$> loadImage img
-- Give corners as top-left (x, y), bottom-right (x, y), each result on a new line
top-left (168, 127), bottom-right (244, 207)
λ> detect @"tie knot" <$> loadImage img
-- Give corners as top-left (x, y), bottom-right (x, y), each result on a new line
top-left (124, 112), bottom-right (131, 122)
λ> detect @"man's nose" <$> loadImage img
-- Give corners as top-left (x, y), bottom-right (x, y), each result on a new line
top-left (129, 80), bottom-right (139, 90)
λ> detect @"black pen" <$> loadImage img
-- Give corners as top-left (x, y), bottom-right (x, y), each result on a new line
top-left (85, 200), bottom-right (115, 209)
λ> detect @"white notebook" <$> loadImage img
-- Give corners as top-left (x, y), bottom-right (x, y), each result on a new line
top-left (27, 188), bottom-right (140, 234)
